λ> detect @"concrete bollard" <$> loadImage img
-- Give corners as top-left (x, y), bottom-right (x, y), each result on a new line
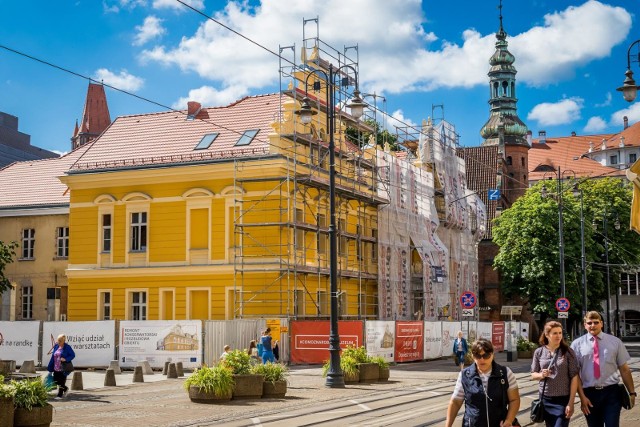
top-left (104, 368), bottom-right (116, 387)
top-left (18, 360), bottom-right (36, 374)
top-left (71, 371), bottom-right (84, 390)
top-left (108, 360), bottom-right (122, 375)
top-left (176, 362), bottom-right (184, 377)
top-left (132, 366), bottom-right (144, 383)
top-left (162, 361), bottom-right (170, 375)
top-left (167, 363), bottom-right (178, 379)
top-left (138, 360), bottom-right (153, 375)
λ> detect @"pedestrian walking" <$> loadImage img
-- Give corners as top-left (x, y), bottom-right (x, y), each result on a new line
top-left (445, 338), bottom-right (521, 427)
top-left (531, 320), bottom-right (579, 427)
top-left (47, 334), bottom-right (75, 399)
top-left (261, 328), bottom-right (275, 364)
top-left (219, 344), bottom-right (231, 361)
top-left (248, 340), bottom-right (260, 364)
top-left (452, 330), bottom-right (468, 371)
top-left (273, 340), bottom-right (280, 361)
top-left (571, 311), bottom-right (636, 426)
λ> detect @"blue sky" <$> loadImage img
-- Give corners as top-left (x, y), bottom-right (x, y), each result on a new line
top-left (1, 0), bottom-right (639, 155)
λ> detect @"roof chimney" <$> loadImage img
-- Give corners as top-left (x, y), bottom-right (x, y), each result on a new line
top-left (601, 138), bottom-right (607, 150)
top-left (624, 116), bottom-right (629, 130)
top-left (571, 131), bottom-right (576, 137)
top-left (589, 141), bottom-right (594, 153)
top-left (187, 101), bottom-right (202, 120)
top-left (526, 130), bottom-right (532, 146)
top-left (538, 130), bottom-right (546, 144)
top-left (619, 136), bottom-right (625, 147)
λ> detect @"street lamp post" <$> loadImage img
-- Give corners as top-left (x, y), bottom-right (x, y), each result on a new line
top-left (594, 208), bottom-right (621, 334)
top-left (573, 185), bottom-right (587, 318)
top-left (296, 64), bottom-right (364, 388)
top-left (617, 39), bottom-right (640, 102)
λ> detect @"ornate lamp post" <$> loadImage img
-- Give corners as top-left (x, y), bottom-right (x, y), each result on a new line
top-left (572, 185), bottom-right (587, 318)
top-left (617, 39), bottom-right (640, 102)
top-left (295, 64), bottom-right (364, 388)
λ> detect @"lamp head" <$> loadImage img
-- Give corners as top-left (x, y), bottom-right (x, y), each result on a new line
top-left (294, 96), bottom-right (317, 124)
top-left (346, 89), bottom-right (365, 120)
top-left (617, 69), bottom-right (638, 103)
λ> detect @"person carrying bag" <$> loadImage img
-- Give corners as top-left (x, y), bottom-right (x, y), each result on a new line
top-left (531, 349), bottom-right (559, 423)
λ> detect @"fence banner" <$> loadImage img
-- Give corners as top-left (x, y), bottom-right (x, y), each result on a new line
top-left (423, 321), bottom-right (442, 359)
top-left (462, 321), bottom-right (478, 342)
top-left (289, 320), bottom-right (363, 365)
top-left (0, 321), bottom-right (39, 365)
top-left (365, 320), bottom-right (394, 362)
top-left (120, 321), bottom-right (201, 369)
top-left (42, 321), bottom-right (115, 368)
top-left (505, 321), bottom-right (519, 352)
top-left (394, 321), bottom-right (423, 362)
top-left (477, 322), bottom-right (492, 341)
top-left (492, 321), bottom-right (505, 352)
top-left (441, 321), bottom-right (462, 357)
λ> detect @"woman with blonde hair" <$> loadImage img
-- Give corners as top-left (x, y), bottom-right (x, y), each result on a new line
top-left (47, 334), bottom-right (76, 399)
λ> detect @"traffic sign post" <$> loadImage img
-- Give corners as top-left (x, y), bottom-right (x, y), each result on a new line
top-left (460, 291), bottom-right (477, 309)
top-left (555, 298), bottom-right (570, 312)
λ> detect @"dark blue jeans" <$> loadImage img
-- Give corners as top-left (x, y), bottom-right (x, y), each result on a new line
top-left (583, 385), bottom-right (622, 427)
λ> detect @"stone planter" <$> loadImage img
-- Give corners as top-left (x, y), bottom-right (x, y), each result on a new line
top-left (188, 386), bottom-right (232, 403)
top-left (0, 396), bottom-right (14, 427)
top-left (262, 380), bottom-right (287, 398)
top-left (0, 360), bottom-right (15, 377)
top-left (13, 404), bottom-right (53, 427)
top-left (358, 363), bottom-right (380, 383)
top-left (344, 371), bottom-right (360, 384)
top-left (378, 366), bottom-right (390, 382)
top-left (517, 351), bottom-right (533, 359)
top-left (232, 374), bottom-right (264, 399)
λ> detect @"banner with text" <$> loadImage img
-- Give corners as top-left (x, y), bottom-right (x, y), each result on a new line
top-left (120, 321), bottom-right (201, 369)
top-left (365, 321), bottom-right (394, 362)
top-left (441, 321), bottom-right (462, 357)
top-left (492, 321), bottom-right (505, 352)
top-left (0, 321), bottom-right (39, 364)
top-left (423, 321), bottom-right (442, 359)
top-left (477, 322), bottom-right (492, 342)
top-left (42, 321), bottom-right (115, 367)
top-left (289, 320), bottom-right (363, 364)
top-left (394, 321), bottom-right (424, 362)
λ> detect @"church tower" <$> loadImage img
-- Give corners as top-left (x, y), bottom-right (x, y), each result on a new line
top-left (71, 83), bottom-right (111, 150)
top-left (480, 1), bottom-right (529, 203)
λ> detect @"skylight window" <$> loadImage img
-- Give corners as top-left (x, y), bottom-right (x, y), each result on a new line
top-left (235, 129), bottom-right (259, 146)
top-left (194, 133), bottom-right (219, 150)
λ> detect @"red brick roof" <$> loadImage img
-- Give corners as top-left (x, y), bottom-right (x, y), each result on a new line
top-left (70, 94), bottom-right (283, 171)
top-left (78, 83), bottom-right (111, 135)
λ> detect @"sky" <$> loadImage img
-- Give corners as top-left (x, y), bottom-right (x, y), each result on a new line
top-left (1, 0), bottom-right (639, 155)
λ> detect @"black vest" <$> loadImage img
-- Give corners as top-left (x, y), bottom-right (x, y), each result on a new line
top-left (460, 362), bottom-right (510, 427)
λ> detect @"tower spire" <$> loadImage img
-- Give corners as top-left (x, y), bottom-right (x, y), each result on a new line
top-left (71, 83), bottom-right (111, 150)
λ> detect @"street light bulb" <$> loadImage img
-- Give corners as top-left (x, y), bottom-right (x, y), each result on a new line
top-left (347, 89), bottom-right (365, 120)
top-left (617, 69), bottom-right (638, 103)
top-left (294, 97), bottom-right (316, 125)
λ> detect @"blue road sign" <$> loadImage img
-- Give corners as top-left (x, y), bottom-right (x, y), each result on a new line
top-left (488, 189), bottom-right (500, 200)
top-left (555, 297), bottom-right (570, 312)
top-left (460, 291), bottom-right (477, 309)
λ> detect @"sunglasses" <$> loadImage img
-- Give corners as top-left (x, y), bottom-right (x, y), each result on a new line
top-left (472, 352), bottom-right (493, 360)
top-left (586, 321), bottom-right (601, 325)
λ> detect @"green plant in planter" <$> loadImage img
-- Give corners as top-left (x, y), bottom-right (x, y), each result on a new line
top-left (11, 378), bottom-right (51, 410)
top-left (516, 336), bottom-right (537, 352)
top-left (0, 381), bottom-right (14, 398)
top-left (251, 362), bottom-right (288, 383)
top-left (342, 345), bottom-right (370, 364)
top-left (183, 365), bottom-right (235, 397)
top-left (321, 356), bottom-right (359, 378)
top-left (369, 356), bottom-right (390, 369)
top-left (220, 349), bottom-right (252, 375)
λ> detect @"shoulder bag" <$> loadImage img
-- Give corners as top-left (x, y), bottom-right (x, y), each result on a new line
top-left (62, 360), bottom-right (74, 373)
top-left (531, 349), bottom-right (559, 423)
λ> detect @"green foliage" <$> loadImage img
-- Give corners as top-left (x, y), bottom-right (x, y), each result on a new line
top-left (183, 365), bottom-right (235, 397)
top-left (346, 118), bottom-right (400, 151)
top-left (369, 356), bottom-right (390, 369)
top-left (0, 381), bottom-right (14, 399)
top-left (250, 362), bottom-right (288, 383)
top-left (220, 349), bottom-right (252, 375)
top-left (516, 336), bottom-right (537, 352)
top-left (321, 356), bottom-right (360, 377)
top-left (0, 241), bottom-right (18, 294)
top-left (342, 345), bottom-right (370, 364)
top-left (492, 177), bottom-right (640, 319)
top-left (11, 378), bottom-right (50, 410)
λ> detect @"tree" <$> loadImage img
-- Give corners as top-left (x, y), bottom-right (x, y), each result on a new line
top-left (346, 118), bottom-right (400, 151)
top-left (492, 177), bottom-right (640, 323)
top-left (0, 240), bottom-right (18, 293)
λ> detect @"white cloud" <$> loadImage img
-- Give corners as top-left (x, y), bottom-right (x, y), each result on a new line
top-left (103, 0), bottom-right (146, 13)
top-left (134, 15), bottom-right (166, 46)
top-left (583, 116), bottom-right (607, 133)
top-left (610, 102), bottom-right (640, 126)
top-left (93, 68), bottom-right (144, 92)
top-left (387, 109), bottom-right (417, 132)
top-left (595, 92), bottom-right (612, 108)
top-left (527, 97), bottom-right (583, 126)
top-left (139, 1), bottom-right (631, 96)
top-left (171, 85), bottom-right (248, 109)
top-left (152, 0), bottom-right (204, 11)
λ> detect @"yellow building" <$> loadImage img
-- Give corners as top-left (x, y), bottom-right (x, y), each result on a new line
top-left (61, 57), bottom-right (385, 321)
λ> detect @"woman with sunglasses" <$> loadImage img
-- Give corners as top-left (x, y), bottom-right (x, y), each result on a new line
top-left (531, 321), bottom-right (579, 427)
top-left (446, 338), bottom-right (521, 427)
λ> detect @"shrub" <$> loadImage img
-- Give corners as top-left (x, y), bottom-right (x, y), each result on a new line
top-left (517, 336), bottom-right (537, 352)
top-left (183, 365), bottom-right (234, 397)
top-left (251, 362), bottom-right (288, 383)
top-left (369, 356), bottom-right (390, 369)
top-left (341, 345), bottom-right (370, 364)
top-left (12, 378), bottom-right (50, 410)
top-left (220, 349), bottom-right (252, 375)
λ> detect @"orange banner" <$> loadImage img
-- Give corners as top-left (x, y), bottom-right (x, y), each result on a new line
top-left (289, 320), bottom-right (364, 365)
top-left (492, 321), bottom-right (505, 352)
top-left (394, 321), bottom-right (424, 362)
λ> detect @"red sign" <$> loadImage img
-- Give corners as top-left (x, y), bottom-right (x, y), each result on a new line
top-left (460, 291), bottom-right (477, 309)
top-left (555, 298), bottom-right (570, 312)
top-left (289, 320), bottom-right (364, 364)
top-left (492, 321), bottom-right (505, 352)
top-left (394, 321), bottom-right (424, 362)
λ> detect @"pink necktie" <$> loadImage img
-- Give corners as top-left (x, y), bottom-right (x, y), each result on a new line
top-left (593, 337), bottom-right (601, 379)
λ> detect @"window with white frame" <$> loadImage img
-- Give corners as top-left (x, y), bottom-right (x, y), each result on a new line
top-left (22, 228), bottom-right (35, 259)
top-left (130, 212), bottom-right (147, 252)
top-left (56, 227), bottom-right (69, 258)
top-left (99, 291), bottom-right (111, 320)
top-left (22, 286), bottom-right (33, 319)
top-left (610, 154), bottom-right (618, 165)
top-left (102, 214), bottom-right (112, 252)
top-left (130, 291), bottom-right (147, 320)
top-left (630, 153), bottom-right (637, 164)
top-left (621, 272), bottom-right (639, 295)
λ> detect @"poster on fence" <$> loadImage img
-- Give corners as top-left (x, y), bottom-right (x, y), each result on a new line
top-left (462, 321), bottom-right (478, 342)
top-left (492, 321), bottom-right (505, 352)
top-left (477, 322), bottom-right (492, 341)
top-left (505, 321), bottom-right (519, 352)
top-left (120, 321), bottom-right (201, 369)
top-left (289, 320), bottom-right (363, 364)
top-left (365, 321), bottom-right (394, 362)
top-left (441, 322), bottom-right (462, 357)
top-left (423, 321), bottom-right (442, 359)
top-left (0, 321), bottom-right (39, 365)
top-left (394, 321), bottom-right (423, 362)
top-left (42, 321), bottom-right (115, 367)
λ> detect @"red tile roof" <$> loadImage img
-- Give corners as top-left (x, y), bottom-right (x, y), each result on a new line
top-left (70, 94), bottom-right (283, 171)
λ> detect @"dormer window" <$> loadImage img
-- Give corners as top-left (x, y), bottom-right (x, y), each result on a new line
top-left (194, 133), bottom-right (219, 150)
top-left (235, 129), bottom-right (259, 146)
